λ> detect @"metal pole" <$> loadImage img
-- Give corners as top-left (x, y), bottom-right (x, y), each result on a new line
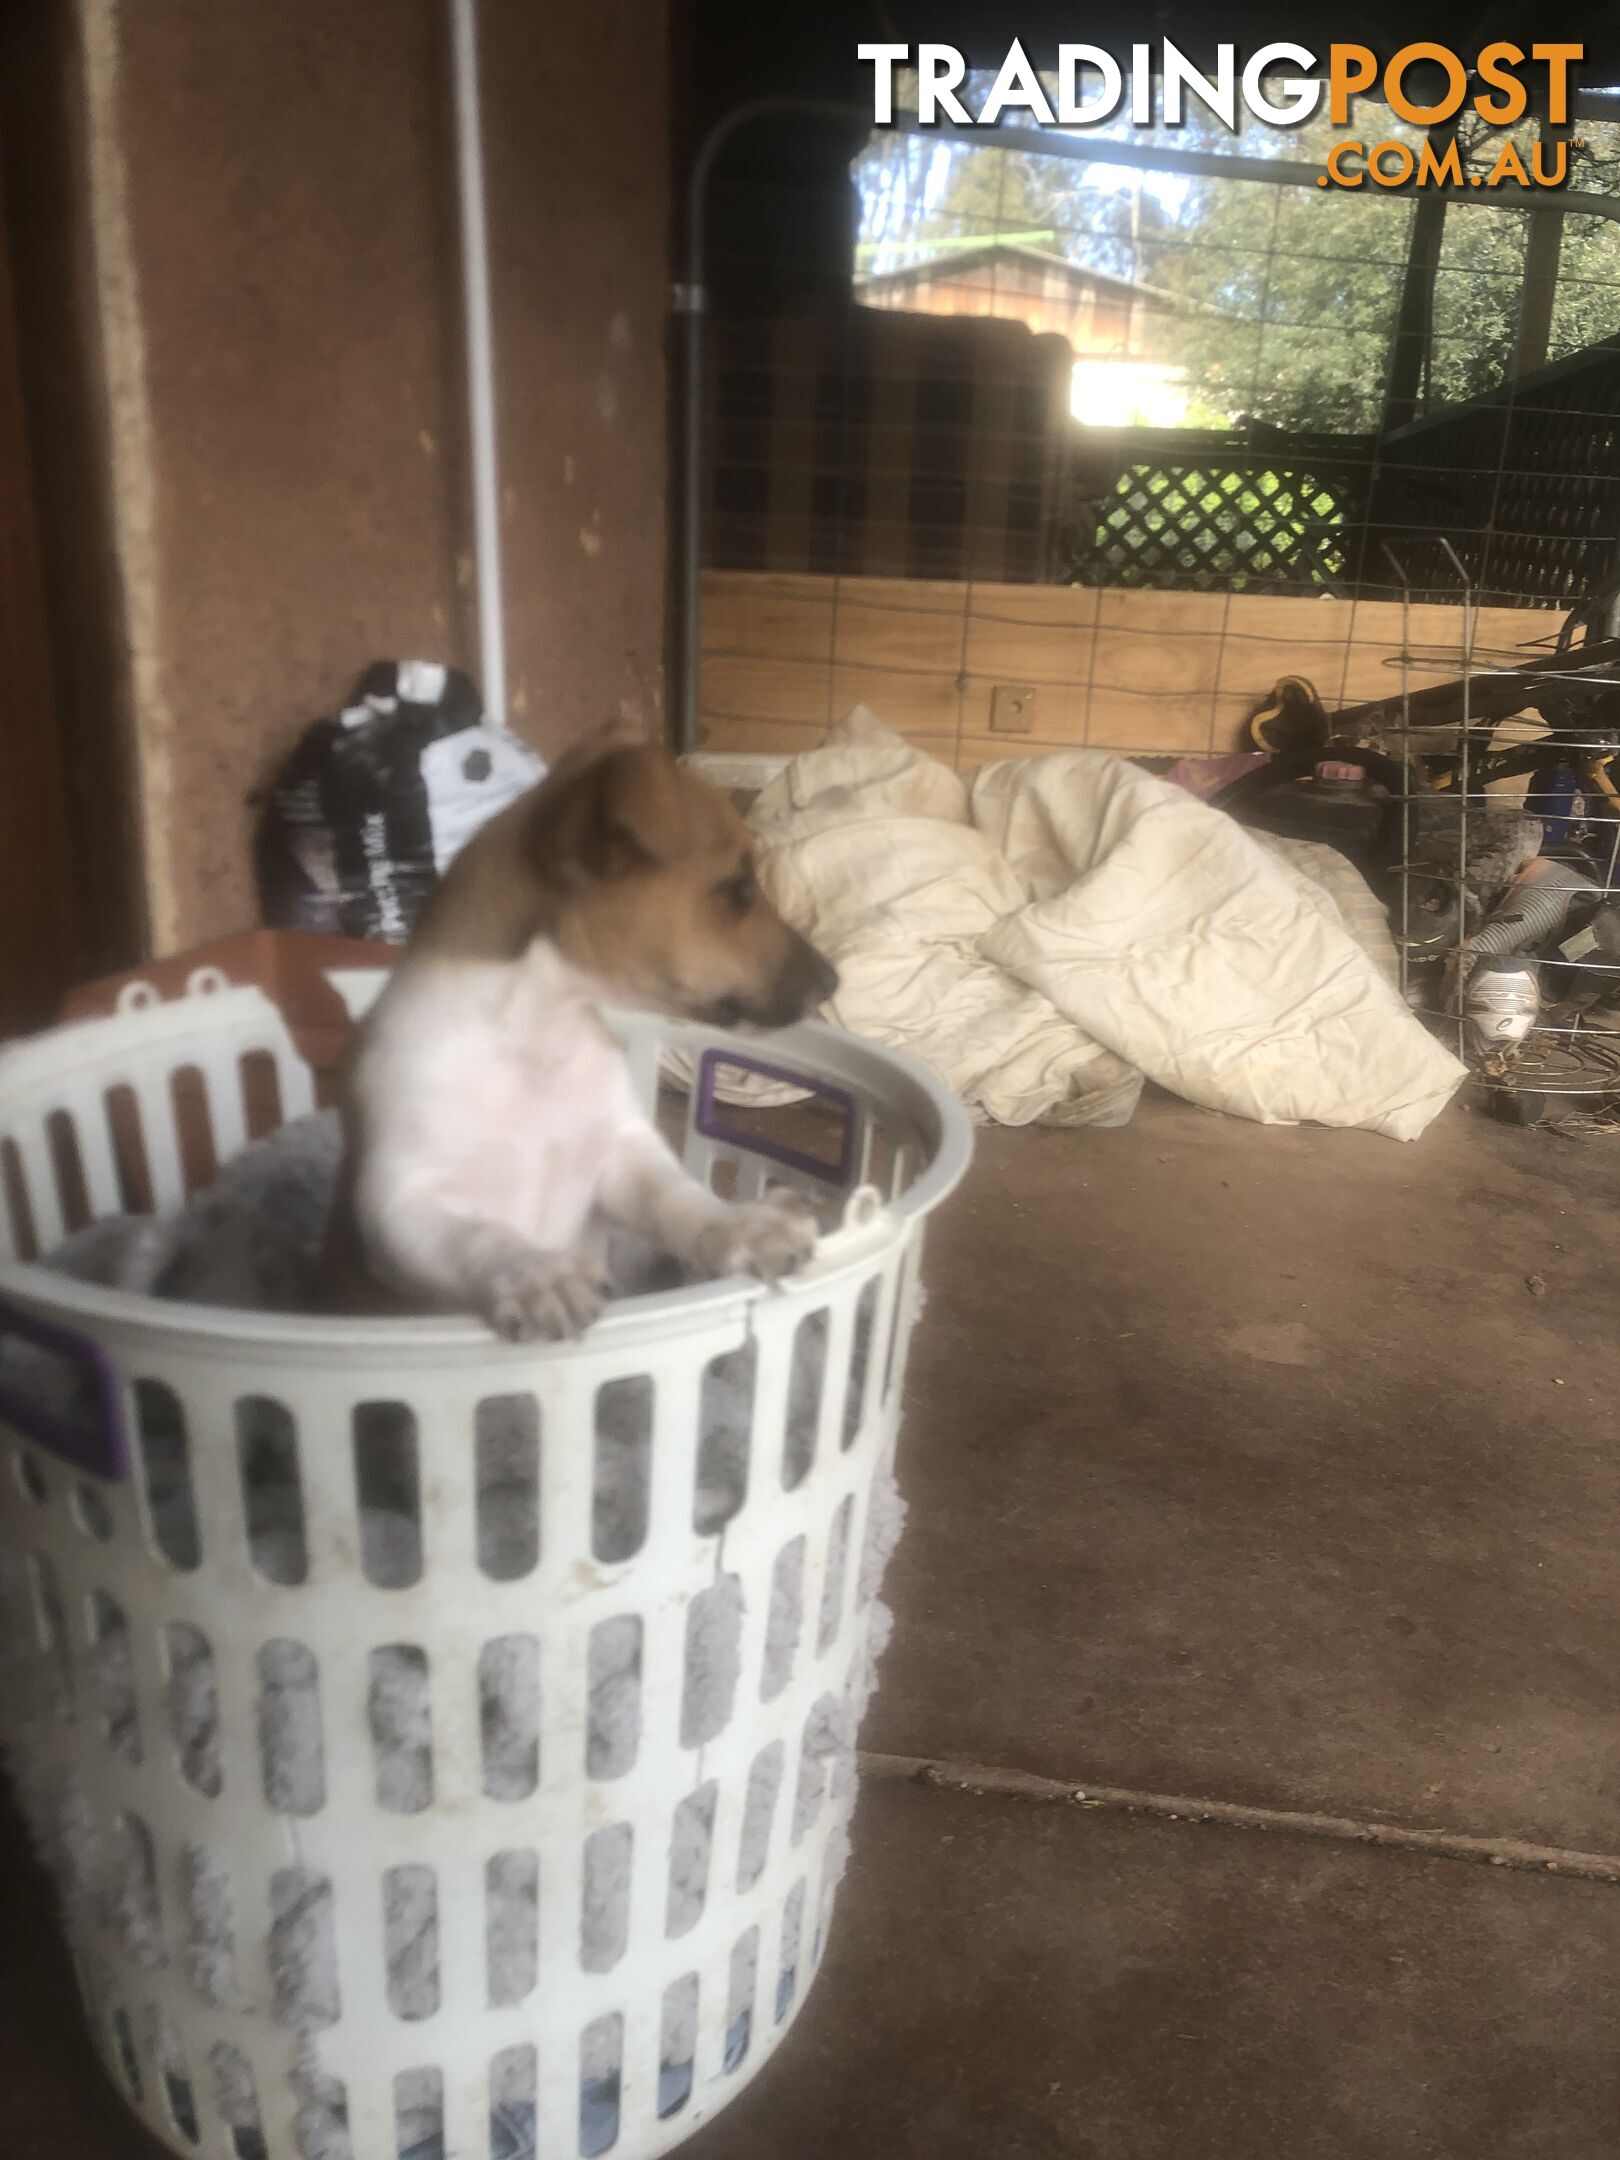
top-left (1380, 128), bottom-right (1452, 434)
top-left (1380, 543), bottom-right (1413, 1003)
top-left (1516, 209), bottom-right (1565, 378)
top-left (896, 116), bottom-right (1620, 223)
top-left (1516, 109), bottom-right (1569, 379)
top-left (1439, 535), bottom-right (1474, 1063)
top-left (449, 0), bottom-right (507, 724)
top-left (674, 139), bottom-right (714, 755)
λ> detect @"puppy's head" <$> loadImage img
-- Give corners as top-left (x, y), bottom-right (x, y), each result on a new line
top-left (422, 737), bottom-right (838, 1028)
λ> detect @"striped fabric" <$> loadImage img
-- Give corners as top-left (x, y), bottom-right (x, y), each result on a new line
top-left (706, 308), bottom-right (1078, 584)
top-left (1252, 832), bottom-right (1400, 987)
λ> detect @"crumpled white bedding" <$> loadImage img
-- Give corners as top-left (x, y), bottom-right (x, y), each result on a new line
top-left (750, 709), bottom-right (1464, 1140)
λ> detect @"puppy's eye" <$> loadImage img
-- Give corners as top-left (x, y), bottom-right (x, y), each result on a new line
top-left (714, 866), bottom-right (757, 917)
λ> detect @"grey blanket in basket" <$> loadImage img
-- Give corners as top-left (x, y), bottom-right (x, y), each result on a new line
top-left (30, 1108), bottom-right (694, 1313)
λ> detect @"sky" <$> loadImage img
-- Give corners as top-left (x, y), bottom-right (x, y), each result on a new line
top-left (856, 126), bottom-right (1193, 275)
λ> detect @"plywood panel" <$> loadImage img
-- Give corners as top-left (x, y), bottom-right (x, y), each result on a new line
top-left (698, 571), bottom-right (1569, 773)
top-left (823, 583), bottom-right (968, 744)
top-left (695, 715), bottom-right (827, 758)
top-left (828, 667), bottom-right (960, 740)
top-left (700, 570), bottom-right (834, 666)
top-left (1091, 587), bottom-right (1228, 753)
top-left (959, 583), bottom-right (1100, 687)
top-left (701, 652), bottom-right (833, 732)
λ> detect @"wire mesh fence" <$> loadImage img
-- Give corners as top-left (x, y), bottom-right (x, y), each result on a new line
top-left (689, 78), bottom-right (1620, 1107)
top-left (702, 87), bottom-right (1620, 601)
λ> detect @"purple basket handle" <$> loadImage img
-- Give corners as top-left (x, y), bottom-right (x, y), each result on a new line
top-left (0, 1294), bottom-right (128, 1482)
top-left (694, 1048), bottom-right (860, 1189)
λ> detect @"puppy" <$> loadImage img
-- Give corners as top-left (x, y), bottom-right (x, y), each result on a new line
top-left (327, 733), bottom-right (839, 1339)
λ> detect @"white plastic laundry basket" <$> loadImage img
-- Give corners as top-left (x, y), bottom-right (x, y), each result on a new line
top-left (0, 972), bottom-right (970, 2160)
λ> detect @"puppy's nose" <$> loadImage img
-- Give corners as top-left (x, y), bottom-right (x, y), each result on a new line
top-left (789, 935), bottom-right (838, 1011)
top-left (765, 934), bottom-right (838, 1024)
top-left (805, 945), bottom-right (839, 1005)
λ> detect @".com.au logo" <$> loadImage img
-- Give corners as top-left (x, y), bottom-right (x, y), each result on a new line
top-left (860, 40), bottom-right (1586, 193)
top-left (1317, 44), bottom-right (1582, 189)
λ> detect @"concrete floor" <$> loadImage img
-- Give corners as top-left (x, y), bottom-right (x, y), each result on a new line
top-left (5, 1096), bottom-right (1620, 2155)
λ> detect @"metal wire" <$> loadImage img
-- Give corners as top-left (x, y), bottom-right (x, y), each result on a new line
top-left (683, 93), bottom-right (1620, 1115)
top-left (681, 98), bottom-right (1620, 745)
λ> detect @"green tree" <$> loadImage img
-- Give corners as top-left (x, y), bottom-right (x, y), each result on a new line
top-left (921, 139), bottom-right (1057, 250)
top-left (1137, 111), bottom-right (1418, 430)
top-left (855, 73), bottom-right (1169, 280)
top-left (1147, 113), bottom-right (1620, 429)
top-left (919, 140), bottom-right (1168, 276)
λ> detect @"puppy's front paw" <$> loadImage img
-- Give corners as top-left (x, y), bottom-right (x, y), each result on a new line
top-left (480, 1251), bottom-right (608, 1341)
top-left (690, 1190), bottom-right (819, 1284)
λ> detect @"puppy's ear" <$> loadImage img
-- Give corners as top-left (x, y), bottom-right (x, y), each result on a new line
top-left (539, 717), bottom-right (646, 792)
top-left (529, 745), bottom-right (672, 885)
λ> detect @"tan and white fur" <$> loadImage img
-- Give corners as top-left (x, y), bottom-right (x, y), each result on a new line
top-left (327, 732), bottom-right (839, 1339)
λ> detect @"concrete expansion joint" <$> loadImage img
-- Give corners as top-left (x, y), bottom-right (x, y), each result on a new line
top-left (859, 1751), bottom-right (1620, 1888)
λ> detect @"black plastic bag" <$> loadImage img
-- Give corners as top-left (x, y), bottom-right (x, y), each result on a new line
top-left (256, 660), bottom-right (544, 942)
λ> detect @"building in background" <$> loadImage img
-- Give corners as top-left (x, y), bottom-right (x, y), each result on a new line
top-left (856, 241), bottom-right (1188, 428)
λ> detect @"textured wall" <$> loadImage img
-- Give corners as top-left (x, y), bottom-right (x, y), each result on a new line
top-left (82, 0), bottom-right (668, 951)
